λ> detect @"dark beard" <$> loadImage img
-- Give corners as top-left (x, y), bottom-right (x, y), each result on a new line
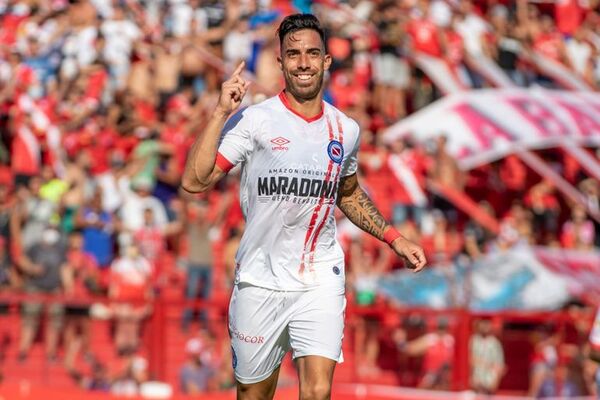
top-left (284, 72), bottom-right (324, 101)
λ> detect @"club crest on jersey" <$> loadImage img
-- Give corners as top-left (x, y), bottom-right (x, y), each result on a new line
top-left (327, 140), bottom-right (344, 164)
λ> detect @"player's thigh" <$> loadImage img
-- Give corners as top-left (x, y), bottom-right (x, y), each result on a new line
top-left (296, 355), bottom-right (336, 400)
top-left (236, 366), bottom-right (280, 400)
top-left (229, 283), bottom-right (292, 385)
top-left (288, 286), bottom-right (345, 362)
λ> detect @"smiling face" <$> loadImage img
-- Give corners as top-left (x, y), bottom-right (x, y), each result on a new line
top-left (278, 29), bottom-right (331, 101)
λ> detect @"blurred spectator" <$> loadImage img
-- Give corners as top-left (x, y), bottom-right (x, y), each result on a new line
top-left (537, 346), bottom-right (583, 398)
top-left (373, 1), bottom-right (409, 120)
top-left (182, 199), bottom-right (216, 331)
top-left (525, 180), bottom-right (560, 244)
top-left (488, 5), bottom-right (527, 86)
top-left (109, 243), bottom-right (153, 355)
top-left (565, 27), bottom-right (596, 86)
top-left (387, 138), bottom-right (428, 229)
top-left (579, 178), bottom-right (600, 246)
top-left (560, 205), bottom-right (596, 250)
top-left (75, 191), bottom-right (117, 268)
top-left (63, 230), bottom-right (100, 373)
top-left (428, 135), bottom-right (464, 224)
top-left (119, 176), bottom-right (168, 237)
top-left (394, 318), bottom-right (455, 390)
top-left (17, 225), bottom-right (68, 361)
top-left (528, 326), bottom-right (560, 398)
top-left (463, 201), bottom-right (496, 260)
top-left (349, 239), bottom-right (389, 377)
top-left (111, 352), bottom-right (149, 397)
top-left (180, 337), bottom-right (217, 394)
top-left (498, 200), bottom-right (534, 248)
top-left (470, 318), bottom-right (505, 394)
top-left (14, 176), bottom-right (57, 252)
top-left (134, 205), bottom-right (182, 279)
top-left (420, 210), bottom-right (463, 266)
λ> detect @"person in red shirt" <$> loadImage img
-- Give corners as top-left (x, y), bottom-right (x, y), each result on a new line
top-left (63, 230), bottom-right (100, 373)
top-left (555, 0), bottom-right (587, 36)
top-left (394, 317), bottom-right (455, 389)
top-left (109, 244), bottom-right (153, 355)
top-left (420, 210), bottom-right (463, 266)
top-left (133, 206), bottom-right (182, 287)
top-left (406, 1), bottom-right (443, 57)
top-left (532, 16), bottom-right (572, 69)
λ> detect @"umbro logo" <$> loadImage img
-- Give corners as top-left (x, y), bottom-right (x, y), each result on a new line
top-left (271, 136), bottom-right (290, 151)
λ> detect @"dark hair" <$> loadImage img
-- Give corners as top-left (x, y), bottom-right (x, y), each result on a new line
top-left (277, 14), bottom-right (326, 50)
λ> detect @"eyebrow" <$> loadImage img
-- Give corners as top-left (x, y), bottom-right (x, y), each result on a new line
top-left (285, 47), bottom-right (322, 54)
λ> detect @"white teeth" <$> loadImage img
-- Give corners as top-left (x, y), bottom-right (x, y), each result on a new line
top-left (297, 75), bottom-right (312, 80)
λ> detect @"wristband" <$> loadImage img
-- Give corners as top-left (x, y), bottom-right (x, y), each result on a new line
top-left (383, 226), bottom-right (401, 246)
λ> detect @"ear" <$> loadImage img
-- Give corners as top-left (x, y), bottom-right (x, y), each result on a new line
top-left (277, 56), bottom-right (283, 71)
top-left (323, 53), bottom-right (332, 71)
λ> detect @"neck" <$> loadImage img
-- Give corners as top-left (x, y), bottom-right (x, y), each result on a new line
top-left (282, 90), bottom-right (323, 120)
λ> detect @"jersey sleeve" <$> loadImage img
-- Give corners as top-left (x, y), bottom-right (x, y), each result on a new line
top-left (341, 119), bottom-right (361, 177)
top-left (216, 108), bottom-right (254, 173)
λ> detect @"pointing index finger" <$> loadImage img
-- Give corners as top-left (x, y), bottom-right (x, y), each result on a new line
top-left (231, 61), bottom-right (245, 78)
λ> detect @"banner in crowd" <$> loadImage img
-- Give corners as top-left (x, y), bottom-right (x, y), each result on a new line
top-left (376, 245), bottom-right (598, 311)
top-left (384, 88), bottom-right (600, 170)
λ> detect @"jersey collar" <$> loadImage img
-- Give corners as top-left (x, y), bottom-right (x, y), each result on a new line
top-left (278, 91), bottom-right (324, 123)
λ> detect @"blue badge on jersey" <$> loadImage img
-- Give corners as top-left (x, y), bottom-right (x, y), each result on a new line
top-left (332, 266), bottom-right (341, 275)
top-left (232, 346), bottom-right (237, 369)
top-left (327, 140), bottom-right (344, 164)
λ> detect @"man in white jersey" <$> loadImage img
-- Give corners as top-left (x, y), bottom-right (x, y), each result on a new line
top-left (182, 14), bottom-right (426, 400)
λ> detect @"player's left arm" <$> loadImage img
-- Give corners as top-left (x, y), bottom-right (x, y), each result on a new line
top-left (336, 173), bottom-right (427, 271)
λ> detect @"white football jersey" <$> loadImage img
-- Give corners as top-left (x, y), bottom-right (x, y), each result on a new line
top-left (216, 93), bottom-right (360, 291)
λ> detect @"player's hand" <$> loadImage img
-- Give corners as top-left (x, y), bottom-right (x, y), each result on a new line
top-left (390, 237), bottom-right (427, 272)
top-left (216, 61), bottom-right (251, 116)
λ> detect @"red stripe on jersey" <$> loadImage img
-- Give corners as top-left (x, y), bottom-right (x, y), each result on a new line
top-left (299, 115), bottom-right (335, 276)
top-left (278, 91), bottom-right (324, 123)
top-left (307, 113), bottom-right (345, 268)
top-left (216, 152), bottom-right (235, 173)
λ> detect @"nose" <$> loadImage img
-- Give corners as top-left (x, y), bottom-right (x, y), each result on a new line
top-left (298, 53), bottom-right (310, 69)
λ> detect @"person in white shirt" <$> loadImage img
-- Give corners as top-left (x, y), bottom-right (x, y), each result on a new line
top-left (182, 14), bottom-right (426, 400)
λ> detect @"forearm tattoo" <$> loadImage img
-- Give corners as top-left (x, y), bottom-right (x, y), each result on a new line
top-left (337, 174), bottom-right (388, 240)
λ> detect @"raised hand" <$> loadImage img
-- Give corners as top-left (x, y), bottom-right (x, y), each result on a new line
top-left (216, 61), bottom-right (251, 116)
top-left (390, 237), bottom-right (427, 272)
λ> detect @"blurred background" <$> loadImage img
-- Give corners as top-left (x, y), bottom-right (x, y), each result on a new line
top-left (0, 0), bottom-right (599, 398)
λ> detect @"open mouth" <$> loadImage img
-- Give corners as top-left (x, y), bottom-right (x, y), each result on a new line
top-left (294, 73), bottom-right (315, 83)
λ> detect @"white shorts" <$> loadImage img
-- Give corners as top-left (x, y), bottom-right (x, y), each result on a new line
top-left (228, 283), bottom-right (346, 384)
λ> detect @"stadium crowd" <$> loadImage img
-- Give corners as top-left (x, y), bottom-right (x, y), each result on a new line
top-left (0, 0), bottom-right (599, 397)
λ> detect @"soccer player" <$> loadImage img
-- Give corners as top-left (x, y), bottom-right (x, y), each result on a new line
top-left (182, 13), bottom-right (427, 400)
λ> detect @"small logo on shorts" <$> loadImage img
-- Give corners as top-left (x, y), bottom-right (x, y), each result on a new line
top-left (332, 266), bottom-right (341, 275)
top-left (231, 346), bottom-right (237, 369)
top-left (327, 140), bottom-right (344, 164)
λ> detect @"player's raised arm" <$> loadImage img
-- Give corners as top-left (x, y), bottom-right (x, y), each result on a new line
top-left (336, 173), bottom-right (427, 272)
top-left (181, 61), bottom-right (251, 193)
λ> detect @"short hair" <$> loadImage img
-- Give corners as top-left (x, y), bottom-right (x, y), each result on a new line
top-left (277, 14), bottom-right (326, 50)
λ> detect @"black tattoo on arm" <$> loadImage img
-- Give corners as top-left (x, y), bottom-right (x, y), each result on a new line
top-left (336, 173), bottom-right (389, 240)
